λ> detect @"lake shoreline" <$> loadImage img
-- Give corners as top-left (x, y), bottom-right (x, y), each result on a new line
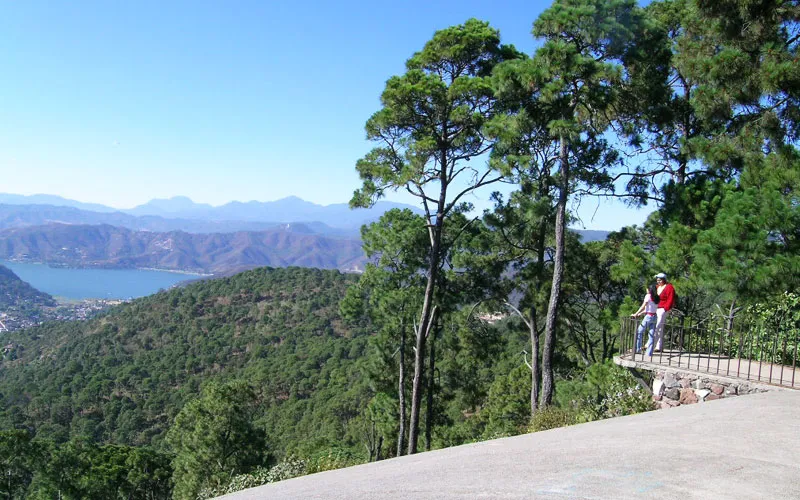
top-left (136, 267), bottom-right (214, 277)
top-left (2, 259), bottom-right (213, 277)
top-left (1, 260), bottom-right (202, 300)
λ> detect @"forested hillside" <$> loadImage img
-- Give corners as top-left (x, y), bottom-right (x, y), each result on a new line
top-left (0, 265), bottom-right (56, 310)
top-left (0, 267), bottom-right (371, 450)
top-left (0, 265), bottom-right (602, 499)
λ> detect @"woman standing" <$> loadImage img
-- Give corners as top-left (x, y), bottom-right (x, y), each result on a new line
top-left (631, 284), bottom-right (659, 354)
top-left (652, 272), bottom-right (675, 352)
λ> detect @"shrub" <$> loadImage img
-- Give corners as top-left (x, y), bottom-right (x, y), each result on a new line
top-left (524, 362), bottom-right (656, 435)
top-left (736, 292), bottom-right (800, 364)
top-left (528, 406), bottom-right (579, 432)
top-left (263, 455), bottom-right (308, 482)
top-left (206, 450), bottom-right (359, 498)
top-left (480, 365), bottom-right (531, 439)
top-left (306, 448), bottom-right (357, 474)
top-left (555, 361), bottom-right (654, 423)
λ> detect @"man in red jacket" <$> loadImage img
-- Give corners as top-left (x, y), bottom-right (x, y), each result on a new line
top-left (653, 272), bottom-right (675, 352)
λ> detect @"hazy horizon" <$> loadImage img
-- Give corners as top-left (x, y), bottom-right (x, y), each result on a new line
top-left (0, 192), bottom-right (421, 211)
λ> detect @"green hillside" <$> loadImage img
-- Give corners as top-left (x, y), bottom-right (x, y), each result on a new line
top-left (0, 265), bottom-right (547, 499)
top-left (0, 267), bottom-right (372, 454)
top-left (0, 264), bottom-right (56, 310)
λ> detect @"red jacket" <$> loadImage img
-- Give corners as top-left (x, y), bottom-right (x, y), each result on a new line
top-left (658, 283), bottom-right (675, 311)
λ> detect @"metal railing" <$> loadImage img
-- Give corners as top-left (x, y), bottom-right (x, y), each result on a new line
top-left (619, 311), bottom-right (800, 389)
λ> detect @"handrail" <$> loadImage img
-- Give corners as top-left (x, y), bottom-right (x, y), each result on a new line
top-left (619, 313), bottom-right (800, 389)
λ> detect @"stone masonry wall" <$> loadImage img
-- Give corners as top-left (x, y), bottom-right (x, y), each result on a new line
top-left (651, 369), bottom-right (771, 410)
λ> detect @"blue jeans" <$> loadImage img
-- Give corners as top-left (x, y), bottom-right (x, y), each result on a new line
top-left (636, 314), bottom-right (657, 353)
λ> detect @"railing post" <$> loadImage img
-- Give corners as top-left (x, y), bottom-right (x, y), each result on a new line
top-left (781, 336), bottom-right (787, 386)
top-left (737, 319), bottom-right (747, 380)
top-left (769, 316), bottom-right (781, 384)
top-left (792, 323), bottom-right (799, 389)
top-left (746, 317), bottom-right (755, 381)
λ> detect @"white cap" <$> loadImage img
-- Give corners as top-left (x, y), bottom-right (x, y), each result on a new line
top-left (654, 272), bottom-right (667, 279)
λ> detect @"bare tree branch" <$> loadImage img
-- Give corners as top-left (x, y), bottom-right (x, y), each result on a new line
top-left (504, 301), bottom-right (532, 331)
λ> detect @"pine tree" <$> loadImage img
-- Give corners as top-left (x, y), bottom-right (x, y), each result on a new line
top-left (491, 0), bottom-right (646, 407)
top-left (351, 19), bottom-right (520, 453)
top-left (166, 381), bottom-right (265, 500)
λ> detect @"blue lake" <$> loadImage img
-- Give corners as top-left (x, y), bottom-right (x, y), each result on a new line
top-left (1, 261), bottom-right (200, 300)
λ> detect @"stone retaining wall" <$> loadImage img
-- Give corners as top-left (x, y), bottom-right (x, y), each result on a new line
top-left (614, 355), bottom-right (793, 408)
top-left (651, 368), bottom-right (772, 409)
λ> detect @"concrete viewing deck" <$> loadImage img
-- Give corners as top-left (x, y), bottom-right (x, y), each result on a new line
top-left (220, 390), bottom-right (800, 499)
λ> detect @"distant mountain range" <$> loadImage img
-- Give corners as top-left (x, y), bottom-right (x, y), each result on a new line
top-left (124, 195), bottom-right (417, 227)
top-left (0, 204), bottom-right (355, 237)
top-left (576, 230), bottom-right (613, 243)
top-left (0, 193), bottom-right (119, 214)
top-left (0, 224), bottom-right (366, 274)
top-left (0, 193), bottom-right (610, 275)
top-left (0, 194), bottom-right (423, 231)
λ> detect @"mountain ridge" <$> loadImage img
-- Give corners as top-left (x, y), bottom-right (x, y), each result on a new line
top-left (0, 223), bottom-right (367, 274)
top-left (0, 204), bottom-right (360, 237)
top-left (0, 193), bottom-right (119, 213)
top-left (0, 194), bottom-right (425, 230)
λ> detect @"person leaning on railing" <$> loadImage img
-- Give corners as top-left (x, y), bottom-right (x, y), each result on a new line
top-left (653, 273), bottom-right (675, 352)
top-left (631, 284), bottom-right (659, 354)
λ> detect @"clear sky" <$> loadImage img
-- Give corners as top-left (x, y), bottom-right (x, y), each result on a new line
top-left (0, 0), bottom-right (654, 230)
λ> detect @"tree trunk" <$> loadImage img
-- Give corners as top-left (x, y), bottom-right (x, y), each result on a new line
top-left (529, 303), bottom-right (540, 416)
top-left (408, 146), bottom-right (448, 455)
top-left (540, 135), bottom-right (569, 407)
top-left (366, 420), bottom-right (376, 462)
top-left (726, 298), bottom-right (737, 336)
top-left (529, 169), bottom-right (550, 417)
top-left (424, 320), bottom-right (438, 451)
top-left (397, 317), bottom-right (406, 457)
top-left (677, 80), bottom-right (691, 185)
top-left (408, 261), bottom-right (437, 454)
top-left (408, 222), bottom-right (443, 455)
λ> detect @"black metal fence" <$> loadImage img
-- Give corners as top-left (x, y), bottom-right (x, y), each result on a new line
top-left (619, 311), bottom-right (800, 389)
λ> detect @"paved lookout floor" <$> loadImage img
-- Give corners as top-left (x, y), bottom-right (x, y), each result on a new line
top-left (220, 391), bottom-right (800, 500)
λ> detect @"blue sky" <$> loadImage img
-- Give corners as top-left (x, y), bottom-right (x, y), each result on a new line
top-left (1, 0), bottom-right (654, 230)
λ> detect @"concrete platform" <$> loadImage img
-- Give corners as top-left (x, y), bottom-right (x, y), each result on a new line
top-left (220, 391), bottom-right (800, 499)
